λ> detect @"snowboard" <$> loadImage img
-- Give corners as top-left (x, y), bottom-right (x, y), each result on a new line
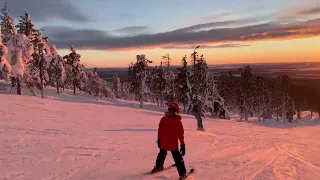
top-left (179, 168), bottom-right (195, 180)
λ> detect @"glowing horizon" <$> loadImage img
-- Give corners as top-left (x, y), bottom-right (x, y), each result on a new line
top-left (57, 36), bottom-right (320, 68)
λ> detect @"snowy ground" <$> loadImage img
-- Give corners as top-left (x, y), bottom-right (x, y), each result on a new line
top-left (0, 86), bottom-right (320, 180)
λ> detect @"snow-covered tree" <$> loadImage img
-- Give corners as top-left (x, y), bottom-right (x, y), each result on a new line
top-left (162, 54), bottom-right (171, 70)
top-left (273, 75), bottom-right (295, 122)
top-left (6, 33), bottom-right (33, 95)
top-left (237, 65), bottom-right (256, 121)
top-left (15, 12), bottom-right (37, 40)
top-left (28, 30), bottom-right (49, 98)
top-left (150, 63), bottom-right (166, 106)
top-left (217, 71), bottom-right (237, 112)
top-left (0, 26), bottom-right (10, 80)
top-left (63, 46), bottom-right (84, 95)
top-left (127, 54), bottom-right (152, 108)
top-left (112, 74), bottom-right (121, 98)
top-left (0, 2), bottom-right (16, 43)
top-left (192, 54), bottom-right (210, 110)
top-left (100, 79), bottom-right (114, 98)
top-left (253, 76), bottom-right (273, 121)
top-left (164, 67), bottom-right (175, 103)
top-left (175, 55), bottom-right (192, 113)
top-left (121, 81), bottom-right (133, 100)
top-left (86, 71), bottom-right (102, 99)
top-left (202, 75), bottom-right (230, 119)
top-left (48, 45), bottom-right (65, 93)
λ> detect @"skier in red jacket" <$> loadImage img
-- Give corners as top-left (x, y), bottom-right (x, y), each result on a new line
top-left (151, 102), bottom-right (187, 179)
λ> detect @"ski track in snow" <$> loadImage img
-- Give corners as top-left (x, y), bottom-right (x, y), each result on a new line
top-left (0, 88), bottom-right (319, 180)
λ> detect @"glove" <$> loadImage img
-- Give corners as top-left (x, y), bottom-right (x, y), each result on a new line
top-left (180, 144), bottom-right (185, 156)
top-left (157, 139), bottom-right (161, 149)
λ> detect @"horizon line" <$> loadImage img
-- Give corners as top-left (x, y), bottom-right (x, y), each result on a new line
top-left (82, 61), bottom-right (320, 69)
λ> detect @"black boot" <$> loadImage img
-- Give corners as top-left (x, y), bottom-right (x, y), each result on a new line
top-left (151, 165), bottom-right (164, 173)
top-left (179, 174), bottom-right (188, 180)
top-left (151, 148), bottom-right (167, 173)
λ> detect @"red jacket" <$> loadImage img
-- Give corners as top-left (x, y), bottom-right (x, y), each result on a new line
top-left (158, 112), bottom-right (185, 151)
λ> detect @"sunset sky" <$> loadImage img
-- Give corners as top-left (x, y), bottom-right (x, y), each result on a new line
top-left (3, 0), bottom-right (320, 67)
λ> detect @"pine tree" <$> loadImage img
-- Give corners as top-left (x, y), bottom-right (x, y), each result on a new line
top-left (48, 45), bottom-right (65, 93)
top-left (112, 74), bottom-right (121, 98)
top-left (100, 79), bottom-right (114, 98)
top-left (0, 2), bottom-right (16, 43)
top-left (0, 26), bottom-right (10, 80)
top-left (273, 76), bottom-right (295, 122)
top-left (237, 65), bottom-right (256, 121)
top-left (175, 55), bottom-right (192, 113)
top-left (121, 81), bottom-right (132, 100)
top-left (253, 76), bottom-right (273, 121)
top-left (218, 71), bottom-right (237, 112)
top-left (150, 62), bottom-right (166, 106)
top-left (193, 54), bottom-right (209, 106)
top-left (87, 71), bottom-right (102, 99)
top-left (63, 46), bottom-right (84, 95)
top-left (162, 54), bottom-right (171, 70)
top-left (16, 12), bottom-right (37, 40)
top-left (127, 54), bottom-right (152, 108)
top-left (28, 30), bottom-right (47, 98)
top-left (6, 33), bottom-right (33, 95)
top-left (164, 69), bottom-right (175, 103)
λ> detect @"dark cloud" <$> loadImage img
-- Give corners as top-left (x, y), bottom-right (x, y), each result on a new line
top-left (112, 26), bottom-right (152, 35)
top-left (200, 12), bottom-right (233, 20)
top-left (172, 17), bottom-right (264, 33)
top-left (296, 7), bottom-right (320, 16)
top-left (162, 43), bottom-right (251, 49)
top-left (1, 0), bottom-right (88, 22)
top-left (44, 18), bottom-right (320, 51)
top-left (42, 26), bottom-right (110, 41)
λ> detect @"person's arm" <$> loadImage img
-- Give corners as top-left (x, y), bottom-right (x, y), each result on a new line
top-left (158, 117), bottom-right (164, 140)
top-left (177, 120), bottom-right (185, 145)
top-left (198, 103), bottom-right (202, 112)
top-left (178, 120), bottom-right (186, 156)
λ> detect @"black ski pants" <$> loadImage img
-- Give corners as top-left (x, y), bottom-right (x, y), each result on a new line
top-left (155, 148), bottom-right (187, 176)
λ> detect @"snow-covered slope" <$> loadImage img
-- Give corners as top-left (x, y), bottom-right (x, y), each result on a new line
top-left (0, 89), bottom-right (319, 180)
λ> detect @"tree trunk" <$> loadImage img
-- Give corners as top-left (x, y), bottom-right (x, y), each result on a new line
top-left (244, 109), bottom-right (249, 121)
top-left (283, 95), bottom-right (286, 123)
top-left (276, 106), bottom-right (279, 121)
top-left (56, 67), bottom-right (60, 94)
top-left (244, 100), bottom-right (249, 121)
top-left (56, 79), bottom-right (60, 94)
top-left (239, 106), bottom-right (243, 122)
top-left (28, 87), bottom-right (36, 96)
top-left (258, 97), bottom-right (261, 121)
top-left (17, 77), bottom-right (21, 95)
top-left (140, 93), bottom-right (143, 108)
top-left (73, 80), bottom-right (76, 95)
top-left (40, 67), bottom-right (44, 99)
top-left (297, 107), bottom-right (301, 119)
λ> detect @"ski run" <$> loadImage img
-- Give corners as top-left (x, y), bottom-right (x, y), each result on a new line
top-left (0, 87), bottom-right (319, 180)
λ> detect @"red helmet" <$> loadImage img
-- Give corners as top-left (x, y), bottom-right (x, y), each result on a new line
top-left (168, 102), bottom-right (181, 112)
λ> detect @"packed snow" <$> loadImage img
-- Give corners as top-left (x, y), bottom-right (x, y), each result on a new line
top-left (0, 87), bottom-right (319, 180)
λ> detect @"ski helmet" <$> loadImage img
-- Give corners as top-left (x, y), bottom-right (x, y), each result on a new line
top-left (168, 102), bottom-right (181, 112)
